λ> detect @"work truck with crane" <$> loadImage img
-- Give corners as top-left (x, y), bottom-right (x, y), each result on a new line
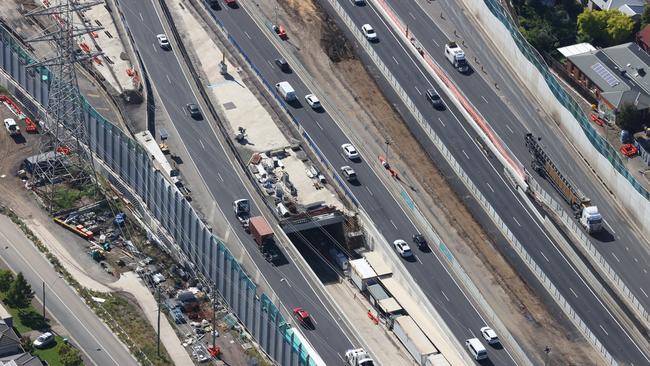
top-left (525, 133), bottom-right (603, 234)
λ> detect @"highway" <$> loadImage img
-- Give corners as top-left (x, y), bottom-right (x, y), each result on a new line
top-left (116, 0), bottom-right (357, 363)
top-left (387, 0), bottom-right (650, 326)
top-left (203, 1), bottom-right (521, 364)
top-left (0, 216), bottom-right (138, 366)
top-left (330, 0), bottom-right (649, 363)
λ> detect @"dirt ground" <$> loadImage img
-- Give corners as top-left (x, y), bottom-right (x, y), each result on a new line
top-left (258, 0), bottom-right (602, 364)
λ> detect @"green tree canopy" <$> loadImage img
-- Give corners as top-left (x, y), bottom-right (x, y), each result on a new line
top-left (59, 343), bottom-right (83, 366)
top-left (641, 3), bottom-right (650, 29)
top-left (0, 270), bottom-right (14, 292)
top-left (577, 9), bottom-right (635, 46)
top-left (616, 103), bottom-right (645, 132)
top-left (5, 272), bottom-right (32, 308)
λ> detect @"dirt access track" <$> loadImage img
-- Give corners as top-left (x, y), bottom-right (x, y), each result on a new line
top-left (252, 0), bottom-right (602, 364)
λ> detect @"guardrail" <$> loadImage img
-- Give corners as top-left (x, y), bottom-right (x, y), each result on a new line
top-left (320, 0), bottom-right (617, 364)
top-left (0, 20), bottom-right (317, 366)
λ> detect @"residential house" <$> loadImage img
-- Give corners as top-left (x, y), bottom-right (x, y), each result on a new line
top-left (559, 42), bottom-right (650, 122)
top-left (589, 0), bottom-right (646, 18)
top-left (0, 353), bottom-right (43, 366)
top-left (0, 322), bottom-right (21, 358)
top-left (637, 24), bottom-right (650, 53)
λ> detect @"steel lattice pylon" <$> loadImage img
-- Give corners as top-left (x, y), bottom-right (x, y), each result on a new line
top-left (26, 0), bottom-right (104, 211)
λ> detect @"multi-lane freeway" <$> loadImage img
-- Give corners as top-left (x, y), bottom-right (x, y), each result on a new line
top-left (330, 0), bottom-right (649, 363)
top-left (117, 0), bottom-right (358, 363)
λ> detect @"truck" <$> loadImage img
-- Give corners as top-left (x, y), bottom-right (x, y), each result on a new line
top-left (525, 133), bottom-right (603, 234)
top-left (249, 216), bottom-right (274, 247)
top-left (4, 118), bottom-right (20, 136)
top-left (275, 81), bottom-right (297, 102)
top-left (392, 315), bottom-right (439, 366)
top-left (444, 42), bottom-right (469, 73)
top-left (345, 348), bottom-right (375, 366)
top-left (233, 199), bottom-right (250, 229)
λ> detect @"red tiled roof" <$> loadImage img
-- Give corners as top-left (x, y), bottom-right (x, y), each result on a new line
top-left (638, 24), bottom-right (650, 47)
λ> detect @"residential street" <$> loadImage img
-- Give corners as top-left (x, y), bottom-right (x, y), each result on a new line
top-left (0, 215), bottom-right (138, 366)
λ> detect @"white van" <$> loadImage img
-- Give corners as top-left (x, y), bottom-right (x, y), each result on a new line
top-left (275, 81), bottom-right (296, 102)
top-left (465, 338), bottom-right (488, 360)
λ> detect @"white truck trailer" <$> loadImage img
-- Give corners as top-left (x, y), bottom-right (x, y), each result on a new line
top-left (444, 42), bottom-right (469, 73)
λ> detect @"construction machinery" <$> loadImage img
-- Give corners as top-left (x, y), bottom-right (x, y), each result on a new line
top-left (525, 133), bottom-right (603, 234)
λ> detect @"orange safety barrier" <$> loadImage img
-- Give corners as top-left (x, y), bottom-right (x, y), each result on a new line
top-left (91, 31), bottom-right (98, 38)
top-left (0, 95), bottom-right (24, 117)
top-left (620, 144), bottom-right (638, 157)
top-left (367, 310), bottom-right (379, 325)
top-left (24, 117), bottom-right (38, 133)
top-left (126, 68), bottom-right (135, 77)
top-left (207, 346), bottom-right (220, 357)
top-left (589, 113), bottom-right (604, 127)
top-left (79, 42), bottom-right (91, 53)
top-left (94, 56), bottom-right (102, 65)
top-left (56, 146), bottom-right (71, 155)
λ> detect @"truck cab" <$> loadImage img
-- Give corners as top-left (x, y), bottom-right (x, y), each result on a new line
top-left (444, 42), bottom-right (469, 73)
top-left (345, 348), bottom-right (374, 366)
top-left (580, 205), bottom-right (602, 233)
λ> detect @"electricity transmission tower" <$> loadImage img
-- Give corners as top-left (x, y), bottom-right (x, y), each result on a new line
top-left (26, 0), bottom-right (104, 211)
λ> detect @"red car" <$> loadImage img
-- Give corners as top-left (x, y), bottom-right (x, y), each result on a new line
top-left (224, 0), bottom-right (237, 6)
top-left (293, 307), bottom-right (310, 323)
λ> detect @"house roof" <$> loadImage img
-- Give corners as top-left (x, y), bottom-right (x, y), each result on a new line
top-left (558, 43), bottom-right (597, 58)
top-left (0, 352), bottom-right (43, 366)
top-left (591, 0), bottom-right (646, 15)
top-left (638, 24), bottom-right (650, 47)
top-left (566, 42), bottom-right (650, 109)
top-left (0, 322), bottom-right (20, 357)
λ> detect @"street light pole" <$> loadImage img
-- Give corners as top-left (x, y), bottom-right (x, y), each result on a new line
top-left (42, 282), bottom-right (45, 321)
top-left (544, 346), bottom-right (551, 366)
top-left (156, 285), bottom-right (161, 357)
top-left (385, 139), bottom-right (390, 163)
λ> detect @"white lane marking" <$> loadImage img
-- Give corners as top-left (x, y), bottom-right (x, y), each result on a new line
top-left (152, 43), bottom-right (158, 53)
top-left (199, 139), bottom-right (205, 149)
top-left (506, 124), bottom-right (514, 134)
top-left (316, 121), bottom-right (323, 130)
top-left (392, 56), bottom-right (399, 65)
top-left (600, 325), bottom-right (609, 336)
top-left (432, 38), bottom-right (439, 47)
top-left (166, 74), bottom-right (172, 84)
top-left (603, 219), bottom-right (616, 234)
top-left (462, 150), bottom-right (469, 159)
top-left (481, 95), bottom-right (488, 104)
top-left (244, 31), bottom-right (252, 39)
top-left (645, 269), bottom-right (648, 274)
top-left (570, 288), bottom-right (578, 298)
top-left (640, 288), bottom-right (649, 298)
top-left (416, 256), bottom-right (423, 264)
top-left (366, 186), bottom-right (374, 196)
top-left (390, 220), bottom-right (398, 229)
top-left (438, 117), bottom-right (445, 127)
top-left (634, 257), bottom-right (639, 263)
top-left (486, 182), bottom-right (494, 193)
top-left (441, 290), bottom-right (450, 302)
top-left (612, 252), bottom-right (621, 263)
top-left (626, 246), bottom-right (629, 252)
top-left (512, 217), bottom-right (521, 226)
top-left (218, 172), bottom-right (224, 182)
top-left (415, 86), bottom-right (422, 95)
top-left (540, 251), bottom-right (550, 263)
top-left (139, 12), bottom-right (143, 21)
top-left (409, 12), bottom-right (415, 20)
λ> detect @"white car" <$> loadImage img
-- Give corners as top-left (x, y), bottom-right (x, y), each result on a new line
top-left (4, 118), bottom-right (19, 135)
top-left (341, 165), bottom-right (357, 181)
top-left (393, 239), bottom-right (413, 257)
top-left (157, 34), bottom-right (170, 49)
top-left (304, 94), bottom-right (321, 109)
top-left (361, 24), bottom-right (377, 41)
top-left (341, 143), bottom-right (360, 160)
top-left (480, 326), bottom-right (500, 345)
top-left (33, 332), bottom-right (55, 349)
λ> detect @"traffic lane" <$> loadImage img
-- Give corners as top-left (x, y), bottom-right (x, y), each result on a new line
top-left (0, 217), bottom-right (137, 366)
top-left (120, 0), bottom-right (355, 362)
top-left (390, 0), bottom-right (650, 309)
top-left (338, 1), bottom-right (647, 361)
top-left (210, 5), bottom-right (521, 365)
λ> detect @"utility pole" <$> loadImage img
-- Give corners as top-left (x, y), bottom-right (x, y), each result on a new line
top-left (385, 139), bottom-right (391, 163)
top-left (42, 282), bottom-right (45, 321)
top-left (157, 285), bottom-right (161, 357)
top-left (544, 346), bottom-right (551, 366)
top-left (212, 282), bottom-right (217, 350)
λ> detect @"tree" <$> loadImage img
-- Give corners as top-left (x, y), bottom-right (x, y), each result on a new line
top-left (641, 3), bottom-right (650, 29)
top-left (0, 270), bottom-right (14, 292)
top-left (606, 10), bottom-right (636, 45)
top-left (577, 9), bottom-right (635, 46)
top-left (5, 272), bottom-right (32, 308)
top-left (59, 343), bottom-right (83, 366)
top-left (616, 103), bottom-right (645, 132)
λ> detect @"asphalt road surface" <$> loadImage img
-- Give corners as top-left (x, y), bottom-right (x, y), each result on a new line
top-left (332, 0), bottom-right (649, 363)
top-left (117, 0), bottom-right (357, 363)
top-left (0, 216), bottom-right (138, 366)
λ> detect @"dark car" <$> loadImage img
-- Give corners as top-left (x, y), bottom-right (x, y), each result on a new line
top-left (413, 233), bottom-right (428, 250)
top-left (275, 58), bottom-right (291, 73)
top-left (426, 89), bottom-right (444, 110)
top-left (186, 103), bottom-right (202, 119)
